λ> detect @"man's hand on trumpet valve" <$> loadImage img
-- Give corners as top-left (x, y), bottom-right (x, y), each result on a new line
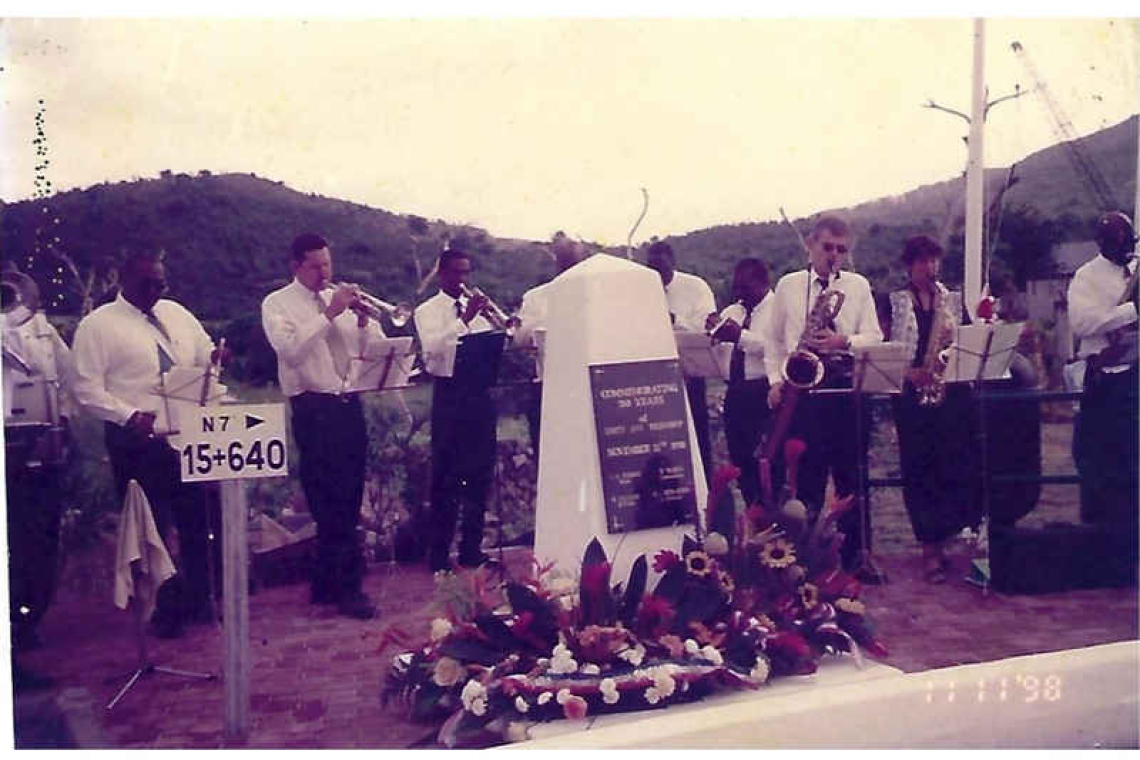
top-left (710, 317), bottom-right (741, 343)
top-left (461, 291), bottom-right (489, 324)
top-left (325, 283), bottom-right (359, 320)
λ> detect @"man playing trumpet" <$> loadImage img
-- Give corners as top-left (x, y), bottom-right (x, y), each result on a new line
top-left (414, 247), bottom-right (500, 573)
top-left (261, 233), bottom-right (386, 619)
top-left (764, 216), bottom-right (883, 579)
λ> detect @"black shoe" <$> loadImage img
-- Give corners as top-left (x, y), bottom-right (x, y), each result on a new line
top-left (337, 592), bottom-right (377, 620)
top-left (851, 557), bottom-right (888, 585)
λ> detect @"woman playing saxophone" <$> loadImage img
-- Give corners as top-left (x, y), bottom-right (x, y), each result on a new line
top-left (888, 235), bottom-right (980, 584)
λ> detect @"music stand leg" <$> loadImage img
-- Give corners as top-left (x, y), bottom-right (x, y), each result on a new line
top-left (849, 370), bottom-right (888, 585)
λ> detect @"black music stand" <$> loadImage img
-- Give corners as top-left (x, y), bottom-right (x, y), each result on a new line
top-left (847, 342), bottom-right (909, 585)
top-left (944, 322), bottom-right (1023, 593)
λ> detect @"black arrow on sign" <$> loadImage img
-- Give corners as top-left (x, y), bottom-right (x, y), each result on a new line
top-left (245, 414), bottom-right (265, 430)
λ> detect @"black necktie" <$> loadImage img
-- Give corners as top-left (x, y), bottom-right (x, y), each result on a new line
top-left (729, 307), bottom-right (752, 384)
top-left (145, 311), bottom-right (175, 372)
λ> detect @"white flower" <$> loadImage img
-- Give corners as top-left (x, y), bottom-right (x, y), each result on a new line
top-left (429, 618), bottom-right (453, 641)
top-left (556, 688), bottom-right (572, 705)
top-left (515, 696), bottom-right (530, 714)
top-left (705, 531), bottom-right (730, 556)
top-left (750, 654), bottom-right (771, 684)
top-left (537, 691), bottom-right (553, 705)
top-left (559, 595), bottom-right (577, 611)
top-left (552, 643), bottom-right (571, 658)
top-left (684, 639), bottom-right (700, 655)
top-left (549, 646), bottom-right (579, 675)
top-left (644, 686), bottom-right (663, 705)
top-left (652, 667), bottom-right (676, 697)
top-left (600, 678), bottom-right (620, 705)
top-left (548, 576), bottom-right (576, 595)
top-left (580, 663), bottom-right (601, 676)
top-left (460, 679), bottom-right (487, 714)
top-left (618, 644), bottom-right (645, 667)
top-left (700, 645), bottom-right (724, 666)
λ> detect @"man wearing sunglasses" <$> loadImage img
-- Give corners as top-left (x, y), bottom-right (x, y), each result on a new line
top-left (763, 216), bottom-right (884, 582)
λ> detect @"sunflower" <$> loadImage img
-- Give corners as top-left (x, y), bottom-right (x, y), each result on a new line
top-left (799, 583), bottom-right (820, 609)
top-left (684, 550), bottom-right (713, 577)
top-left (835, 597), bottom-right (866, 616)
top-left (759, 537), bottom-right (797, 569)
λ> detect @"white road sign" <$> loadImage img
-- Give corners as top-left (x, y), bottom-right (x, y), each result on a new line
top-left (178, 403), bottom-right (288, 482)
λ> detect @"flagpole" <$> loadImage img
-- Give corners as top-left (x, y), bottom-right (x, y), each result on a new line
top-left (964, 17), bottom-right (986, 321)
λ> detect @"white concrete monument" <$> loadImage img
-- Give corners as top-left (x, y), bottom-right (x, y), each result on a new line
top-left (534, 253), bottom-right (709, 583)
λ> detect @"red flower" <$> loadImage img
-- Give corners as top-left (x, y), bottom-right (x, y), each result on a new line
top-left (562, 694), bottom-right (589, 720)
top-left (977, 295), bottom-right (995, 321)
top-left (635, 594), bottom-right (676, 638)
top-left (652, 550), bottom-right (681, 573)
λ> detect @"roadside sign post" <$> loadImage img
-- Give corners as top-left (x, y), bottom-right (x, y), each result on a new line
top-left (179, 403), bottom-right (287, 744)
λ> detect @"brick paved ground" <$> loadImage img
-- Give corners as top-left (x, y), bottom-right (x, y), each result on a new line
top-left (11, 535), bottom-right (1138, 749)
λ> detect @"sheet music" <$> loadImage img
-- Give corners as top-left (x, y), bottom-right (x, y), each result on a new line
top-left (149, 366), bottom-right (229, 443)
top-left (943, 322), bottom-right (1024, 382)
top-left (342, 337), bottom-right (416, 392)
top-left (673, 330), bottom-right (722, 378)
top-left (850, 341), bottom-right (909, 394)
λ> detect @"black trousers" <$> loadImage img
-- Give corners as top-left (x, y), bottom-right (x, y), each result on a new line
top-left (104, 422), bottom-right (219, 621)
top-left (525, 381), bottom-right (543, 456)
top-left (892, 383), bottom-right (981, 545)
top-left (5, 442), bottom-right (62, 640)
top-left (289, 393), bottom-right (368, 602)
top-left (772, 373), bottom-right (871, 568)
top-left (685, 377), bottom-right (713, 484)
top-left (429, 378), bottom-right (496, 570)
top-left (723, 377), bottom-right (770, 505)
top-left (1075, 364), bottom-right (1139, 528)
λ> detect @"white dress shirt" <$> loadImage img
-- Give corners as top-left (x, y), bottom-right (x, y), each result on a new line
top-left (713, 293), bottom-right (773, 381)
top-left (72, 293), bottom-right (214, 426)
top-left (2, 311), bottom-right (75, 420)
top-left (261, 278), bottom-right (388, 397)
top-left (663, 270), bottom-right (717, 333)
top-left (1067, 253), bottom-right (1138, 369)
top-left (763, 269), bottom-right (883, 385)
top-left (414, 290), bottom-right (494, 378)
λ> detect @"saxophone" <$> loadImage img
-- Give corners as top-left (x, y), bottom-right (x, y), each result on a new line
top-left (914, 283), bottom-right (954, 407)
top-left (782, 283), bottom-right (846, 389)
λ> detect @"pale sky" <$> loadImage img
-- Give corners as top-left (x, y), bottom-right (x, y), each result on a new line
top-left (1, 16), bottom-right (1136, 244)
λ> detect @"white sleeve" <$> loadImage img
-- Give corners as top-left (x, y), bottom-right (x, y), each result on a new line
top-left (1068, 268), bottom-right (1137, 339)
top-left (261, 294), bottom-right (331, 368)
top-left (71, 317), bottom-right (135, 425)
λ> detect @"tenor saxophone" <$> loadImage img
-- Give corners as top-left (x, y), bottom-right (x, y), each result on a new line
top-left (782, 284), bottom-right (846, 389)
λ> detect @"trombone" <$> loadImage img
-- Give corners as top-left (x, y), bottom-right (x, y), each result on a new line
top-left (335, 283), bottom-right (413, 328)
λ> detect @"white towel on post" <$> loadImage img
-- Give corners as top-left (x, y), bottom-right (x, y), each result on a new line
top-left (113, 479), bottom-right (176, 619)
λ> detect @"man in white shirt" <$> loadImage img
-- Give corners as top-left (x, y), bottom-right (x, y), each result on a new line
top-left (707, 258), bottom-right (772, 505)
top-left (262, 233), bottom-right (387, 620)
top-left (2, 268), bottom-right (73, 666)
top-left (763, 216), bottom-right (884, 579)
top-left (1068, 211), bottom-right (1137, 560)
top-left (512, 232), bottom-right (587, 452)
top-left (72, 250), bottom-right (223, 636)
top-left (646, 241), bottom-right (717, 483)
top-left (414, 248), bottom-right (501, 573)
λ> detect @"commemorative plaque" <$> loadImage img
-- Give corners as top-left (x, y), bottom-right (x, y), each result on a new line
top-left (589, 358), bottom-right (697, 533)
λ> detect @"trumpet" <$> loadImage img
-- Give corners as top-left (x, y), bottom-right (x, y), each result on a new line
top-left (459, 283), bottom-right (515, 335)
top-left (336, 283), bottom-right (413, 328)
top-left (706, 300), bottom-right (745, 340)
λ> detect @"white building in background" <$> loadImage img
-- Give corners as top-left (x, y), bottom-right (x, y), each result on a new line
top-left (1026, 240), bottom-right (1099, 364)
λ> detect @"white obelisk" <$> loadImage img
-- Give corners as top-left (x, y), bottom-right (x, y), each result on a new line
top-left (533, 254), bottom-right (709, 584)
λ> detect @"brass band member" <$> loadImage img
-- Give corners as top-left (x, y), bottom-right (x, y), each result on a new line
top-left (1068, 211), bottom-right (1138, 574)
top-left (764, 216), bottom-right (884, 579)
top-left (261, 233), bottom-right (382, 620)
top-left (72, 250), bottom-right (224, 637)
top-left (3, 268), bottom-right (73, 683)
top-left (707, 257), bottom-right (773, 505)
top-left (512, 232), bottom-right (587, 453)
top-left (414, 248), bottom-right (498, 573)
top-left (889, 235), bottom-right (978, 584)
top-left (645, 241), bottom-right (717, 483)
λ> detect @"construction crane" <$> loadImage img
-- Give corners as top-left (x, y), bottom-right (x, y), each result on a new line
top-left (1011, 40), bottom-right (1118, 212)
